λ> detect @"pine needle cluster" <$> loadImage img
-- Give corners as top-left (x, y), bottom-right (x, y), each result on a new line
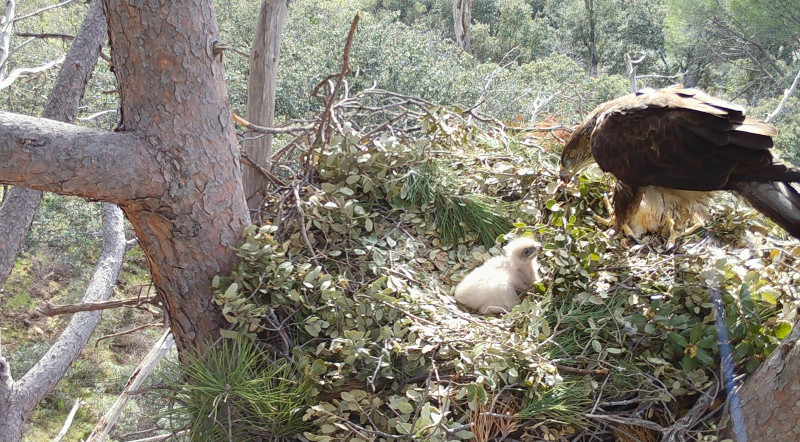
top-left (403, 160), bottom-right (511, 247)
top-left (162, 337), bottom-right (311, 441)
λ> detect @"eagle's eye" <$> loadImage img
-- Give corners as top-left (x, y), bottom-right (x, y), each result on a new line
top-left (568, 152), bottom-right (575, 158)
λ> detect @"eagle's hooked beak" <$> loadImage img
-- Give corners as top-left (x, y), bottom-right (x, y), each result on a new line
top-left (559, 168), bottom-right (571, 183)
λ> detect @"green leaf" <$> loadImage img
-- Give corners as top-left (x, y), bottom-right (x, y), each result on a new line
top-left (681, 354), bottom-right (697, 371)
top-left (310, 359), bottom-right (327, 375)
top-left (224, 282), bottom-right (239, 298)
top-left (455, 430), bottom-right (475, 439)
top-left (775, 321), bottom-right (792, 339)
top-left (761, 291), bottom-right (777, 305)
top-left (733, 342), bottom-right (752, 361)
top-left (690, 323), bottom-right (703, 343)
top-left (219, 328), bottom-right (239, 339)
top-left (694, 348), bottom-right (714, 366)
top-left (669, 332), bottom-right (688, 348)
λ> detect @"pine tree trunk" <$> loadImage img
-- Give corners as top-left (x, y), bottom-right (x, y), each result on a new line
top-left (0, 0), bottom-right (249, 353)
top-left (101, 0), bottom-right (250, 352)
top-left (733, 321), bottom-right (800, 440)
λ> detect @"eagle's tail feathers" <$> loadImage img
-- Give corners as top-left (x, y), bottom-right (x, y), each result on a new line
top-left (729, 162), bottom-right (800, 183)
top-left (730, 181), bottom-right (800, 239)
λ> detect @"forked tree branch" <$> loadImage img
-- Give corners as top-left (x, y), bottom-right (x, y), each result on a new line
top-left (0, 0), bottom-right (107, 290)
top-left (0, 55), bottom-right (64, 89)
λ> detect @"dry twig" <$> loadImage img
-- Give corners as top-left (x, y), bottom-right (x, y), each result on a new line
top-left (38, 295), bottom-right (159, 316)
top-left (95, 322), bottom-right (163, 347)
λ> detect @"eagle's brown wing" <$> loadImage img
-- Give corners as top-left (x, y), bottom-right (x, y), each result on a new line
top-left (589, 87), bottom-right (793, 191)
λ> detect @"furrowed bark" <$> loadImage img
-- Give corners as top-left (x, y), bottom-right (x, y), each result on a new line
top-left (101, 0), bottom-right (249, 352)
top-left (734, 321), bottom-right (800, 440)
top-left (0, 0), bottom-right (248, 359)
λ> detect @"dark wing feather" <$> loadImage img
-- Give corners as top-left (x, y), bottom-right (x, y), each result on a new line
top-left (590, 87), bottom-right (792, 191)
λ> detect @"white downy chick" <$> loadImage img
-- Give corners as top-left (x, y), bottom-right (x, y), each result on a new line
top-left (454, 237), bottom-right (541, 314)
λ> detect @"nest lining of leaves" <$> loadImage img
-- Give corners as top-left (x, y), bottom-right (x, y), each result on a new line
top-left (172, 88), bottom-right (799, 441)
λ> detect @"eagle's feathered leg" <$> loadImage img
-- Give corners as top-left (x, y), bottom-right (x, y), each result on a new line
top-left (610, 182), bottom-right (641, 239)
top-left (593, 196), bottom-right (637, 237)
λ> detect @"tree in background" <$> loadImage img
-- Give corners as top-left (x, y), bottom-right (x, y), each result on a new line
top-left (545, 0), bottom-right (665, 77)
top-left (665, 0), bottom-right (800, 100)
top-left (242, 0), bottom-right (290, 215)
top-left (452, 0), bottom-right (474, 52)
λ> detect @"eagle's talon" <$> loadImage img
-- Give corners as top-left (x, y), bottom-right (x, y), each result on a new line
top-left (593, 214), bottom-right (613, 226)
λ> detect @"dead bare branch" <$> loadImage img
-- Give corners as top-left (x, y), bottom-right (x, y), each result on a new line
top-left (307, 12), bottom-right (360, 177)
top-left (232, 112), bottom-right (314, 134)
top-left (766, 62), bottom-right (800, 123)
top-left (38, 295), bottom-right (159, 316)
top-left (125, 431), bottom-right (187, 442)
top-left (624, 53), bottom-right (646, 93)
top-left (586, 413), bottom-right (665, 432)
top-left (292, 181), bottom-right (321, 267)
top-left (95, 322), bottom-right (163, 347)
top-left (15, 31), bottom-right (74, 40)
top-left (0, 55), bottom-right (64, 89)
top-left (76, 109), bottom-right (117, 121)
top-left (52, 398), bottom-right (83, 442)
top-left (87, 330), bottom-right (174, 442)
top-left (240, 151), bottom-right (287, 187)
top-left (12, 0), bottom-right (77, 23)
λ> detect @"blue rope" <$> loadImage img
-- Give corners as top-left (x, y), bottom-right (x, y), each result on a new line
top-left (711, 286), bottom-right (748, 442)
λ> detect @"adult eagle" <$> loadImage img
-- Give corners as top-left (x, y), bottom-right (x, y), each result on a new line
top-left (559, 86), bottom-right (800, 243)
